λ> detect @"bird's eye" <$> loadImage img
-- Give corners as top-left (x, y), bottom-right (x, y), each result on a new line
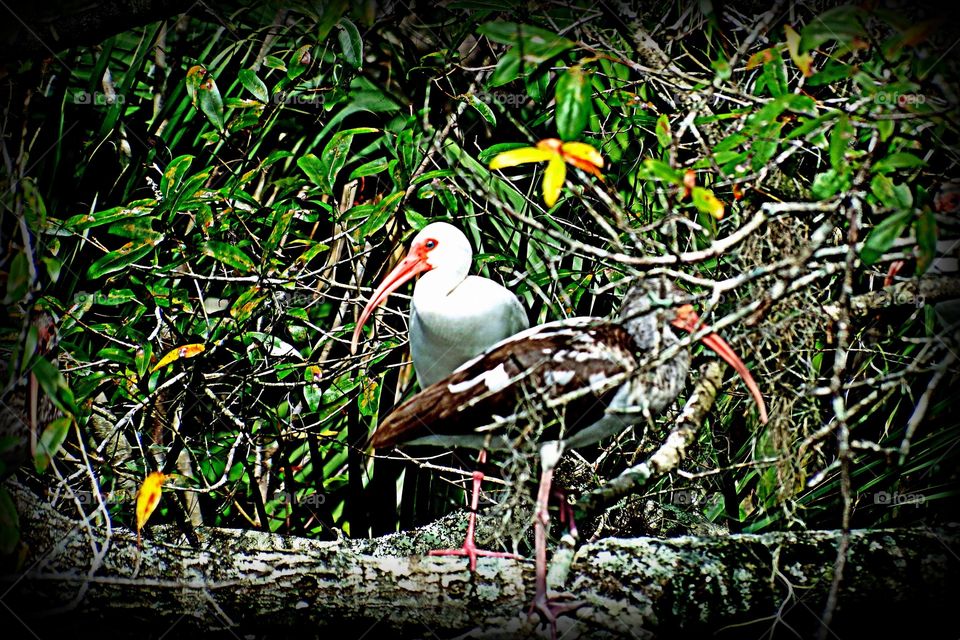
top-left (424, 239), bottom-right (438, 249)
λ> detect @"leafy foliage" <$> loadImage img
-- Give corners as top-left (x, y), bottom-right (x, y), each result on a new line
top-left (1, 1), bottom-right (957, 553)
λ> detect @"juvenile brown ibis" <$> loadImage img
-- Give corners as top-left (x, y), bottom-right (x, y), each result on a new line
top-left (351, 221), bottom-right (529, 387)
top-left (369, 278), bottom-right (768, 628)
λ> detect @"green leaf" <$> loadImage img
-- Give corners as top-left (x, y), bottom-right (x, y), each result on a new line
top-left (525, 69), bottom-right (549, 102)
top-left (655, 114), bottom-right (672, 148)
top-left (201, 240), bottom-right (256, 273)
top-left (323, 127), bottom-right (378, 192)
top-left (807, 61), bottom-right (853, 86)
top-left (230, 287), bottom-right (267, 324)
top-left (87, 240), bottom-right (158, 279)
top-left (298, 154), bottom-right (329, 192)
top-left (0, 485), bottom-right (20, 554)
top-left (238, 69), bottom-right (269, 102)
top-left (360, 191), bottom-right (403, 237)
top-left (477, 22), bottom-right (575, 60)
top-left (4, 252), bottom-right (29, 304)
top-left (136, 342), bottom-right (154, 380)
top-left (304, 382), bottom-right (322, 412)
top-left (287, 45), bottom-right (313, 79)
top-left (31, 357), bottom-right (75, 416)
top-left (337, 18), bottom-right (363, 67)
top-left (759, 56), bottom-right (787, 97)
top-left (860, 209), bottom-right (913, 265)
top-left (915, 208), bottom-right (937, 274)
top-left (467, 93), bottom-right (496, 126)
top-left (479, 142), bottom-right (526, 164)
top-left (107, 220), bottom-right (164, 243)
top-left (411, 169), bottom-right (456, 185)
top-left (197, 79), bottom-right (225, 131)
top-left (811, 169), bottom-right (850, 200)
top-left (349, 158), bottom-right (390, 180)
top-left (64, 200), bottom-right (156, 230)
top-left (264, 206), bottom-right (295, 256)
top-left (751, 121), bottom-right (784, 172)
top-left (870, 175), bottom-right (913, 210)
top-left (555, 65), bottom-right (592, 141)
top-left (870, 174), bottom-right (897, 208)
top-left (639, 158), bottom-right (683, 184)
top-left (872, 152), bottom-right (925, 174)
top-left (746, 94), bottom-right (816, 131)
top-left (830, 114), bottom-right (854, 173)
top-left (876, 118), bottom-right (895, 142)
top-left (359, 380), bottom-right (381, 417)
top-left (316, 0), bottom-right (348, 40)
top-left (161, 155), bottom-right (194, 199)
top-left (489, 50), bottom-right (521, 87)
top-left (34, 416), bottom-right (72, 473)
top-left (800, 6), bottom-right (867, 52)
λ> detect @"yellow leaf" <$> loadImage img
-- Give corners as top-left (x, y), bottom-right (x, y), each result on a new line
top-left (784, 25), bottom-right (814, 77)
top-left (136, 472), bottom-right (166, 546)
top-left (151, 343), bottom-right (206, 372)
top-left (560, 142), bottom-right (604, 170)
top-left (489, 146), bottom-right (556, 169)
top-left (542, 155), bottom-right (567, 208)
top-left (745, 48), bottom-right (775, 70)
top-left (692, 186), bottom-right (725, 220)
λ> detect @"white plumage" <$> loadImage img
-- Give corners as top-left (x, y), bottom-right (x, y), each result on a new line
top-left (351, 222), bottom-right (529, 387)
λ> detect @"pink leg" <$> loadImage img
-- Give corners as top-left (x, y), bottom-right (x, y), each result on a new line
top-left (428, 449), bottom-right (521, 572)
top-left (533, 460), bottom-right (554, 613)
top-left (530, 444), bottom-right (584, 639)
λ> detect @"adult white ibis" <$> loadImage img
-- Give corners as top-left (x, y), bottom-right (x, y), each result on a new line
top-left (369, 278), bottom-right (768, 629)
top-left (351, 221), bottom-right (529, 388)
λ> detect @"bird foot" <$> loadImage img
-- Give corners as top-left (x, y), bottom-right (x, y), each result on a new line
top-left (529, 591), bottom-right (585, 639)
top-left (428, 544), bottom-right (521, 572)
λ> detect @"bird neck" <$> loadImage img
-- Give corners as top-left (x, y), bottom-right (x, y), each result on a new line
top-left (621, 313), bottom-right (663, 351)
top-left (413, 267), bottom-right (469, 310)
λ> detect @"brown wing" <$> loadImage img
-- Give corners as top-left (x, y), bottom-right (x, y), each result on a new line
top-left (370, 318), bottom-right (638, 449)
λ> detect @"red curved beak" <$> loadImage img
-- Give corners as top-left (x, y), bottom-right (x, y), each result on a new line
top-left (671, 305), bottom-right (768, 424)
top-left (350, 252), bottom-right (431, 354)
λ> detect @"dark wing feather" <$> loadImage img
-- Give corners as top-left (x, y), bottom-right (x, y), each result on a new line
top-left (370, 319), bottom-right (638, 449)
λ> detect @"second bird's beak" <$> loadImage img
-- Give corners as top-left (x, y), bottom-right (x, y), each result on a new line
top-left (670, 305), bottom-right (768, 424)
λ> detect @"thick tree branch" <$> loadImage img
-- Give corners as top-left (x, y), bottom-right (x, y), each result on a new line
top-left (4, 482), bottom-right (957, 639)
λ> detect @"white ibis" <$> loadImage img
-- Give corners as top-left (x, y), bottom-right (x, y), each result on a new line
top-left (351, 221), bottom-right (529, 388)
top-left (351, 221), bottom-right (530, 568)
top-left (369, 278), bottom-right (768, 630)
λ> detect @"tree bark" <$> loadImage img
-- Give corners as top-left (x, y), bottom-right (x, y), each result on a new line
top-left (3, 481), bottom-right (957, 639)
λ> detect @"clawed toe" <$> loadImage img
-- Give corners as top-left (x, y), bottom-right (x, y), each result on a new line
top-left (530, 591), bottom-right (585, 638)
